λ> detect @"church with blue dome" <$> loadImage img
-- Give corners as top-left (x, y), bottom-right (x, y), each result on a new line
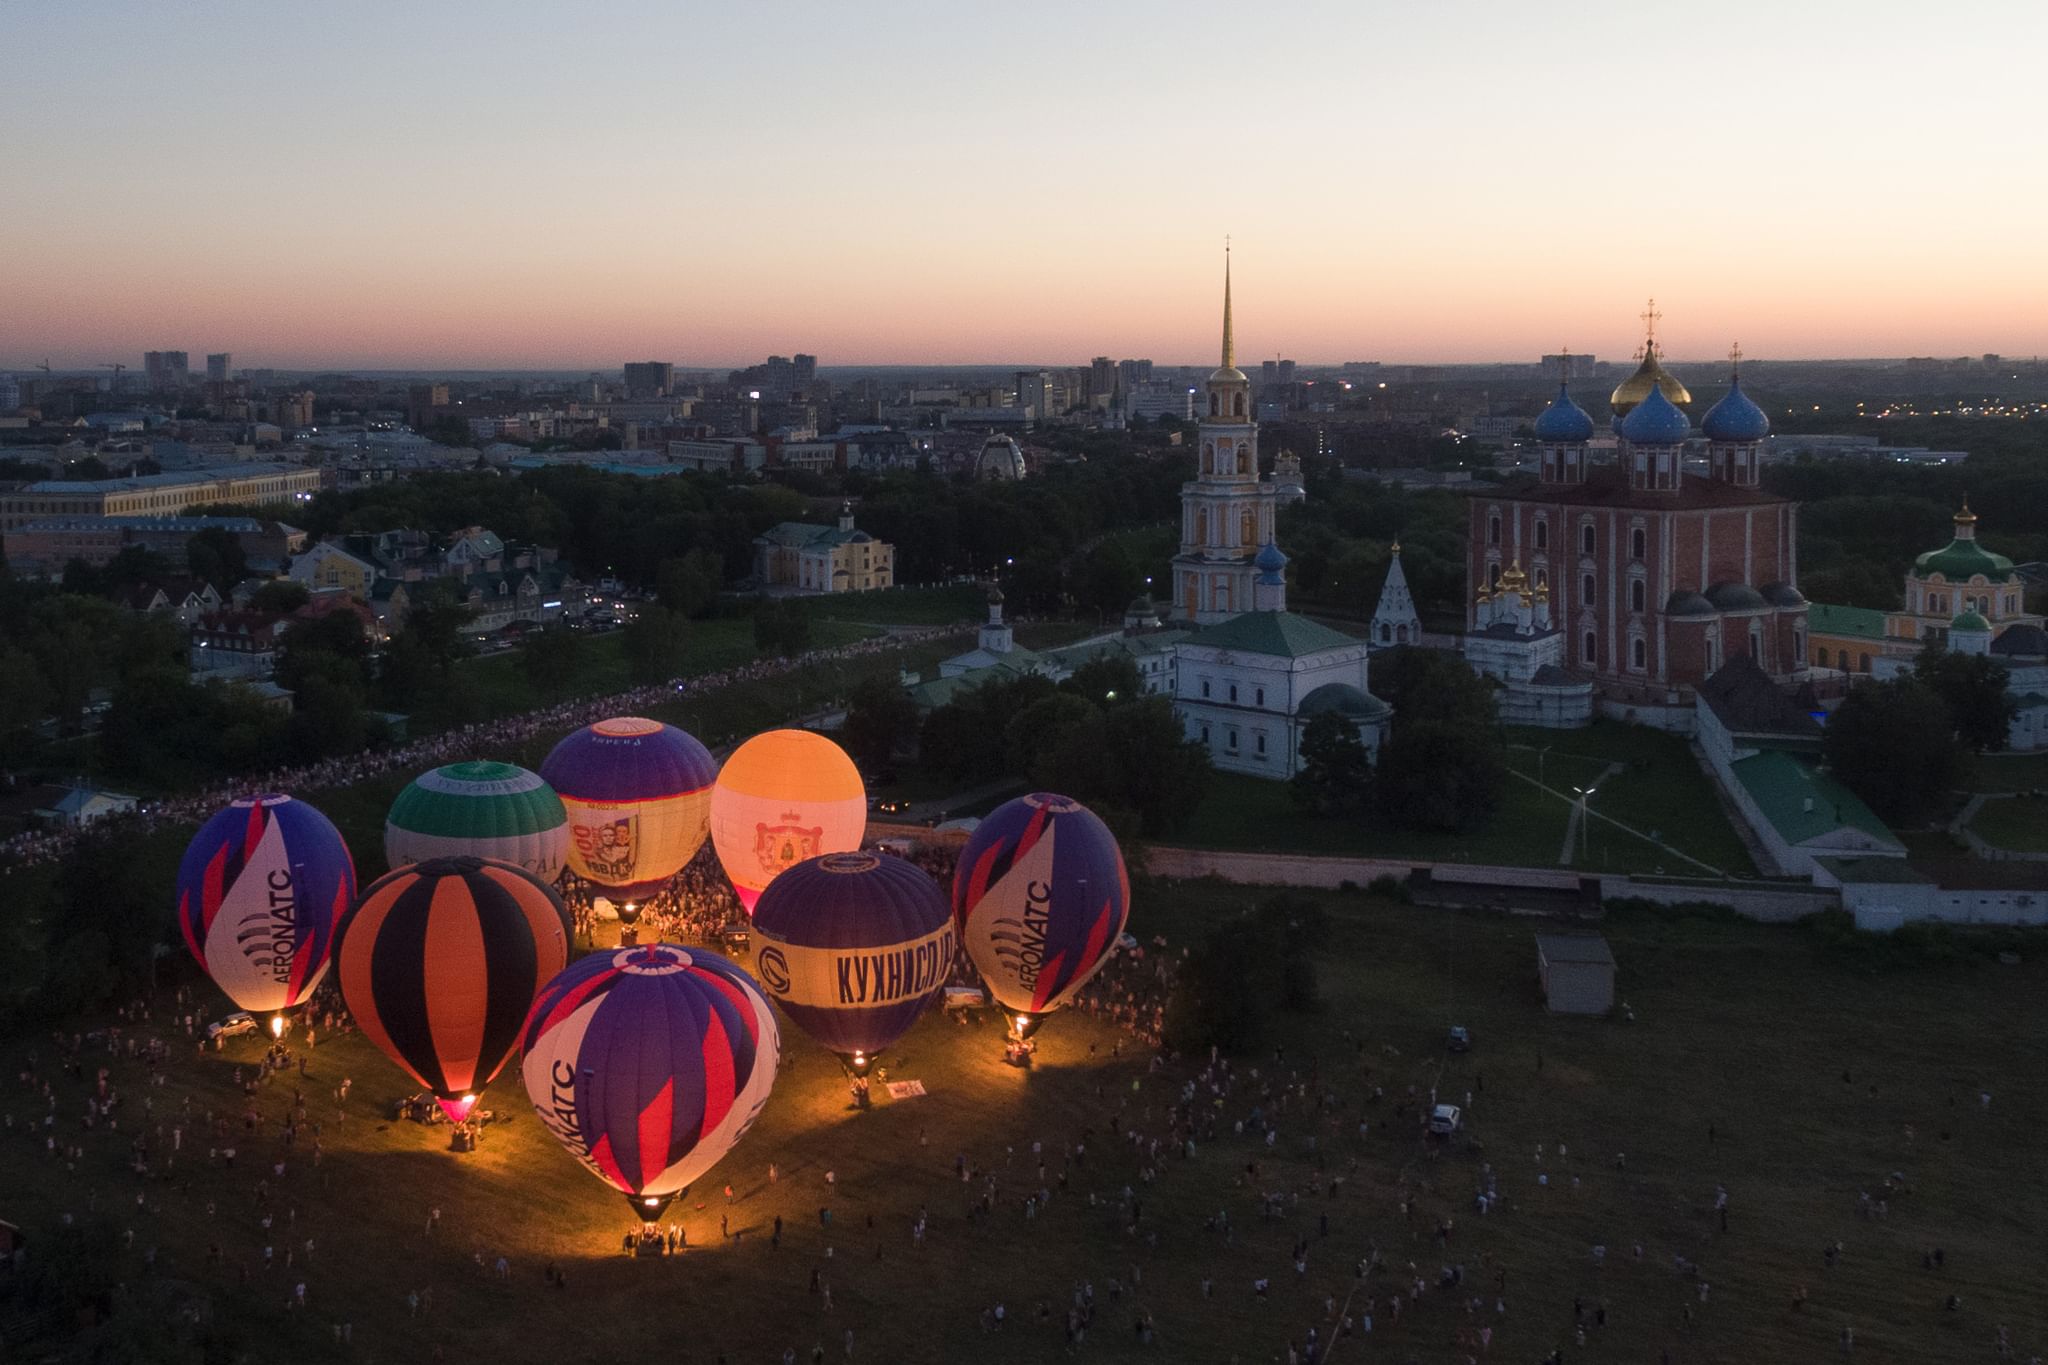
top-left (1466, 315), bottom-right (1811, 731)
top-left (1168, 255), bottom-right (1392, 776)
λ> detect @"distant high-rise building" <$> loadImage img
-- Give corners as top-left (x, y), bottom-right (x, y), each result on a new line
top-left (144, 351), bottom-right (190, 391)
top-left (622, 361), bottom-right (675, 397)
top-left (1014, 370), bottom-right (1054, 421)
top-left (1117, 358), bottom-right (1153, 386)
top-left (0, 375), bottom-right (20, 412)
top-left (1088, 356), bottom-right (1118, 402)
top-left (793, 354), bottom-right (817, 387)
top-left (206, 353), bottom-right (232, 383)
top-left (275, 390), bottom-right (315, 430)
top-left (408, 383), bottom-right (450, 428)
top-left (1278, 359), bottom-right (1296, 385)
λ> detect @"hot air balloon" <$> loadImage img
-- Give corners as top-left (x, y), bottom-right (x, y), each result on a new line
top-left (540, 717), bottom-right (717, 904)
top-left (751, 851), bottom-right (954, 1087)
top-left (521, 943), bottom-right (779, 1221)
top-left (952, 792), bottom-right (1128, 1057)
top-left (384, 761), bottom-right (569, 879)
top-left (175, 794), bottom-right (356, 1035)
top-left (335, 857), bottom-right (572, 1124)
top-left (709, 729), bottom-right (866, 913)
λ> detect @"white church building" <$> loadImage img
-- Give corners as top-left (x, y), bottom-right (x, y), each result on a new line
top-left (1168, 256), bottom-right (1392, 778)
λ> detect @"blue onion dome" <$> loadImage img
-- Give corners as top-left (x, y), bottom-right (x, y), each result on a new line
top-left (1533, 383), bottom-right (1595, 443)
top-left (1620, 382), bottom-right (1692, 445)
top-left (1701, 376), bottom-right (1771, 442)
top-left (1254, 541), bottom-right (1287, 572)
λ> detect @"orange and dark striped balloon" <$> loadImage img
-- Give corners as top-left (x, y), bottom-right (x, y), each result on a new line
top-left (336, 856), bottom-right (572, 1120)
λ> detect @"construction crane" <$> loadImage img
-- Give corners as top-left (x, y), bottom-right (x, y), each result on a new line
top-left (35, 359), bottom-right (52, 376)
top-left (97, 362), bottom-right (126, 390)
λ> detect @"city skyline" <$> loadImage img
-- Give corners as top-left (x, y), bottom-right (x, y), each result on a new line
top-left (5, 0), bottom-right (2047, 369)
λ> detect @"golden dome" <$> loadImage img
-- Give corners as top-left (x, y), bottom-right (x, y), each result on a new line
top-left (1498, 560), bottom-right (1528, 592)
top-left (1609, 346), bottom-right (1690, 415)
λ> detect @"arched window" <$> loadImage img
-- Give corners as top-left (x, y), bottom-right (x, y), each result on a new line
top-left (1630, 527), bottom-right (1646, 560)
top-left (1630, 578), bottom-right (1646, 613)
top-left (1581, 523), bottom-right (1596, 555)
top-left (1237, 446), bottom-right (1251, 475)
top-left (1631, 637), bottom-right (1646, 670)
top-left (1380, 623), bottom-right (1391, 643)
top-left (1582, 631), bottom-right (1598, 665)
top-left (1201, 679), bottom-right (1210, 698)
top-left (1194, 508), bottom-right (1207, 545)
top-left (1228, 684), bottom-right (1238, 703)
top-left (1859, 652), bottom-right (1871, 673)
top-left (1582, 573), bottom-right (1597, 607)
top-left (1233, 393), bottom-right (1245, 417)
top-left (1490, 562), bottom-right (1503, 588)
top-left (1209, 393), bottom-right (1219, 417)
top-left (1240, 508), bottom-right (1254, 547)
top-left (1749, 622), bottom-right (1763, 660)
top-left (1534, 520), bottom-right (1548, 550)
top-left (1255, 688), bottom-right (1265, 707)
top-left (1816, 646), bottom-right (1829, 668)
top-left (1488, 515), bottom-right (1501, 546)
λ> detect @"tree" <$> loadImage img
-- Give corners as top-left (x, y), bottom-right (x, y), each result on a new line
top-left (274, 610), bottom-right (371, 695)
top-left (656, 548), bottom-right (724, 619)
top-left (1913, 642), bottom-right (2017, 752)
top-left (1043, 696), bottom-right (1212, 836)
top-left (752, 597), bottom-right (811, 656)
top-left (186, 525), bottom-right (249, 588)
top-left (519, 625), bottom-right (585, 699)
top-left (1292, 710), bottom-right (1374, 817)
top-left (842, 676), bottom-right (920, 772)
top-left (1371, 645), bottom-right (1499, 728)
top-left (0, 646), bottom-right (52, 746)
top-left (1824, 676), bottom-right (1961, 825)
top-left (1060, 654), bottom-right (1143, 707)
top-left (1376, 720), bottom-right (1507, 833)
top-left (623, 603), bottom-right (688, 684)
top-left (1004, 692), bottom-right (1099, 787)
top-left (248, 579), bottom-right (311, 614)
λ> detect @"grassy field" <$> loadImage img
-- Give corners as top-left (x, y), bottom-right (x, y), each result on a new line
top-left (1506, 723), bottom-right (1759, 877)
top-left (1174, 722), bottom-right (1756, 877)
top-left (1968, 795), bottom-right (2048, 853)
top-left (3, 885), bottom-right (2044, 1364)
top-left (1962, 752), bottom-right (2048, 794)
top-left (457, 618), bottom-right (884, 725)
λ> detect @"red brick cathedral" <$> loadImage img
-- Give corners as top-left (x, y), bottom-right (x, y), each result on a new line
top-left (1467, 332), bottom-right (1808, 721)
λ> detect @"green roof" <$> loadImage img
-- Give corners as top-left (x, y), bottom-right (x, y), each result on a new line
top-left (1806, 602), bottom-right (1889, 640)
top-left (1187, 610), bottom-right (1359, 659)
top-left (1914, 537), bottom-right (2015, 582)
top-left (1728, 750), bottom-right (1903, 851)
top-left (1950, 609), bottom-right (1991, 633)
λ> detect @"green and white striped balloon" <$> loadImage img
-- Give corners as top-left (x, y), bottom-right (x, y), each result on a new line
top-left (384, 761), bottom-right (570, 880)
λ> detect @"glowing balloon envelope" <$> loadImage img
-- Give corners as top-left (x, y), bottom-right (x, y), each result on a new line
top-left (336, 856), bottom-right (573, 1123)
top-left (384, 761), bottom-right (569, 879)
top-left (540, 717), bottom-right (717, 900)
top-left (709, 728), bottom-right (866, 912)
top-left (952, 792), bottom-right (1129, 1038)
top-left (751, 850), bottom-right (954, 1074)
top-left (521, 943), bottom-right (779, 1219)
top-left (175, 794), bottom-right (356, 1022)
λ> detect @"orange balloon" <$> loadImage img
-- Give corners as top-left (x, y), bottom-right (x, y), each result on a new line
top-left (710, 729), bottom-right (867, 912)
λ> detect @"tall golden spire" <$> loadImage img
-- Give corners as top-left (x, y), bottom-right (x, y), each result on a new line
top-left (1221, 239), bottom-right (1234, 370)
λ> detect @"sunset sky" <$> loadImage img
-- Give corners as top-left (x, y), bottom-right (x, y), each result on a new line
top-left (5, 0), bottom-right (2046, 370)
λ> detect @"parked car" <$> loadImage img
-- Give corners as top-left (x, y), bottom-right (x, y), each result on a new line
top-left (206, 1012), bottom-right (257, 1041)
top-left (1428, 1103), bottom-right (1462, 1136)
top-left (1446, 1025), bottom-right (1471, 1054)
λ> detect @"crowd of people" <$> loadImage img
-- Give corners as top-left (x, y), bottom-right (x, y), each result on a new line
top-left (0, 623), bottom-right (959, 872)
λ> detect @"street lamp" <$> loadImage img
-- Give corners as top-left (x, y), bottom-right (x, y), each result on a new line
top-left (1572, 785), bottom-right (1598, 860)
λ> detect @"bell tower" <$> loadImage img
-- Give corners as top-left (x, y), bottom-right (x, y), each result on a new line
top-left (1170, 246), bottom-right (1279, 625)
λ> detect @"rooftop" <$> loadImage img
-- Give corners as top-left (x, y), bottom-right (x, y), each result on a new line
top-left (1534, 932), bottom-right (1615, 967)
top-left (1186, 610), bottom-right (1361, 659)
top-left (23, 462), bottom-right (309, 494)
top-left (1493, 465), bottom-right (1786, 511)
top-left (1697, 656), bottom-right (1823, 742)
top-left (1727, 750), bottom-right (1902, 851)
top-left (1807, 602), bottom-right (1889, 641)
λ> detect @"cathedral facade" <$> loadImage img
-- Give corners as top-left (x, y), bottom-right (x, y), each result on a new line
top-left (1466, 329), bottom-right (1808, 726)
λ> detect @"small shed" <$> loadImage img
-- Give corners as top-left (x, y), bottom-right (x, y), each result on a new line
top-left (1535, 932), bottom-right (1615, 1015)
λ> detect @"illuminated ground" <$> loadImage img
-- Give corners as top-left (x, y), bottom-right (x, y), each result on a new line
top-left (3, 886), bottom-right (2045, 1364)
